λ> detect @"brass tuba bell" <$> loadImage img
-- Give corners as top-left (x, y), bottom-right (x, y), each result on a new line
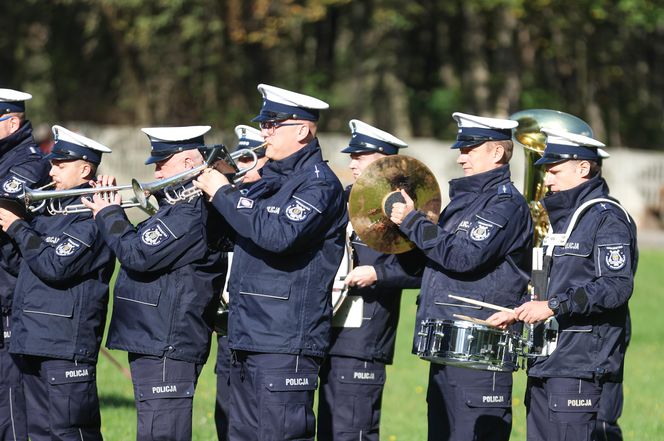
top-left (510, 109), bottom-right (593, 246)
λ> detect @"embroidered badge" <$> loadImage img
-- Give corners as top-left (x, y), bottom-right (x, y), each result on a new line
top-left (2, 177), bottom-right (23, 194)
top-left (45, 236), bottom-right (60, 244)
top-left (55, 239), bottom-right (80, 256)
top-left (457, 220), bottom-right (471, 231)
top-left (605, 246), bottom-right (626, 270)
top-left (470, 222), bottom-right (493, 241)
top-left (141, 225), bottom-right (170, 246)
top-left (237, 197), bottom-right (254, 209)
top-left (285, 200), bottom-right (311, 222)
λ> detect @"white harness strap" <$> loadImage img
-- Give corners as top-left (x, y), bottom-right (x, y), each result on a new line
top-left (542, 198), bottom-right (631, 256)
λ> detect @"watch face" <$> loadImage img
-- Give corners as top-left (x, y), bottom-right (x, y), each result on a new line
top-left (548, 298), bottom-right (559, 309)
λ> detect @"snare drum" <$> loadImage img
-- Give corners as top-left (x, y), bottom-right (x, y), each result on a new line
top-left (416, 319), bottom-right (519, 372)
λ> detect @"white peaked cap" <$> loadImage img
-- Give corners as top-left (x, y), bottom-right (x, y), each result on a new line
top-left (52, 125), bottom-right (112, 153)
top-left (452, 112), bottom-right (518, 129)
top-left (257, 84), bottom-right (329, 110)
top-left (349, 119), bottom-right (408, 147)
top-left (0, 88), bottom-right (32, 103)
top-left (542, 126), bottom-right (609, 158)
top-left (234, 124), bottom-right (263, 143)
top-left (141, 126), bottom-right (211, 141)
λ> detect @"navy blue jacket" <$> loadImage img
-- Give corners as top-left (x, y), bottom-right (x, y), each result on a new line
top-left (329, 186), bottom-right (424, 364)
top-left (97, 191), bottom-right (226, 363)
top-left (0, 122), bottom-right (50, 325)
top-left (399, 165), bottom-right (532, 349)
top-left (528, 177), bottom-right (637, 381)
top-left (211, 139), bottom-right (347, 358)
top-left (7, 187), bottom-right (115, 363)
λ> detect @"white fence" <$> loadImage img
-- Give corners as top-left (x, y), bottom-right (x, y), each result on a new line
top-left (63, 123), bottom-right (664, 229)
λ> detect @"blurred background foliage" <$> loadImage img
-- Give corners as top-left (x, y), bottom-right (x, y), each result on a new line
top-left (1, 0), bottom-right (663, 148)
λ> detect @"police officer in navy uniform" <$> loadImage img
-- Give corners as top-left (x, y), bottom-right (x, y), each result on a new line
top-left (215, 124), bottom-right (267, 441)
top-left (390, 112), bottom-right (533, 441)
top-left (82, 126), bottom-right (227, 441)
top-left (489, 127), bottom-right (637, 441)
top-left (317, 119), bottom-right (424, 441)
top-left (195, 84), bottom-right (347, 441)
top-left (0, 89), bottom-right (50, 441)
top-left (0, 126), bottom-right (114, 440)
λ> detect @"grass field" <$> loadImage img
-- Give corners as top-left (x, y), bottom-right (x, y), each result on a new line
top-left (96, 249), bottom-right (664, 440)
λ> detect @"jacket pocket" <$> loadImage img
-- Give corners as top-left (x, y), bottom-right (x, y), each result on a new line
top-left (23, 288), bottom-right (75, 318)
top-left (114, 271), bottom-right (162, 306)
top-left (239, 274), bottom-right (291, 300)
top-left (553, 239), bottom-right (592, 258)
top-left (433, 290), bottom-right (482, 310)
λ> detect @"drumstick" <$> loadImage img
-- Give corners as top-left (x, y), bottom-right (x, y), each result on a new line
top-left (453, 314), bottom-right (494, 327)
top-left (448, 294), bottom-right (514, 313)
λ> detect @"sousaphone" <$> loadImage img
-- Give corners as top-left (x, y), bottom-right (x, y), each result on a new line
top-left (348, 155), bottom-right (441, 254)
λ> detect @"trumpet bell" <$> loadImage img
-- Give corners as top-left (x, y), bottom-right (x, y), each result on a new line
top-left (349, 155), bottom-right (441, 254)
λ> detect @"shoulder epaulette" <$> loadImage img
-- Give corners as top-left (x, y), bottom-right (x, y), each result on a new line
top-left (497, 183), bottom-right (513, 199)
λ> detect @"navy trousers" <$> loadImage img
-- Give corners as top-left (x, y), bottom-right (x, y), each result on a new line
top-left (128, 353), bottom-right (203, 441)
top-left (427, 364), bottom-right (512, 441)
top-left (228, 351), bottom-right (320, 441)
top-left (0, 314), bottom-right (27, 441)
top-left (18, 356), bottom-right (101, 441)
top-left (526, 377), bottom-right (602, 441)
top-left (317, 355), bottom-right (386, 441)
top-left (215, 335), bottom-right (231, 441)
top-left (593, 381), bottom-right (623, 441)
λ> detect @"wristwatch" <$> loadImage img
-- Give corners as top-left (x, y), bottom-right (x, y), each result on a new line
top-left (547, 296), bottom-right (560, 313)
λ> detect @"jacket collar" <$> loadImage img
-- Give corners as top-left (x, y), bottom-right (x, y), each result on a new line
top-left (448, 164), bottom-right (511, 199)
top-left (543, 175), bottom-right (610, 229)
top-left (0, 121), bottom-right (34, 157)
top-left (261, 138), bottom-right (323, 178)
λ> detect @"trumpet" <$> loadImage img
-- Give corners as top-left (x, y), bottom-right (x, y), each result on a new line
top-left (25, 184), bottom-right (158, 215)
top-left (23, 143), bottom-right (261, 215)
top-left (131, 144), bottom-right (260, 210)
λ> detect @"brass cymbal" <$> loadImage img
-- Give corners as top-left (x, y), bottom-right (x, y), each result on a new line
top-left (349, 155), bottom-right (441, 254)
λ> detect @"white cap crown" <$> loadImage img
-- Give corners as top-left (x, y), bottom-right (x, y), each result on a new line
top-left (52, 125), bottom-right (112, 153)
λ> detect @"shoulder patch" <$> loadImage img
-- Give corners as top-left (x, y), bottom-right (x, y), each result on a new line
top-left (469, 221), bottom-right (494, 241)
top-left (285, 200), bottom-right (312, 222)
top-left (55, 238), bottom-right (81, 257)
top-left (141, 224), bottom-right (171, 246)
top-left (604, 245), bottom-right (627, 271)
top-left (237, 197), bottom-right (254, 209)
top-left (2, 176), bottom-right (24, 194)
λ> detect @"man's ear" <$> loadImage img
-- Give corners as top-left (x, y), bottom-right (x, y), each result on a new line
top-left (80, 162), bottom-right (93, 180)
top-left (492, 143), bottom-right (505, 164)
top-left (9, 116), bottom-right (21, 134)
top-left (577, 160), bottom-right (591, 179)
top-left (295, 123), bottom-right (311, 143)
